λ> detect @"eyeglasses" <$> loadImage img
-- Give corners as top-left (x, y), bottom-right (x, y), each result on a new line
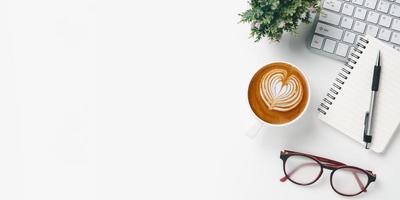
top-left (279, 150), bottom-right (376, 196)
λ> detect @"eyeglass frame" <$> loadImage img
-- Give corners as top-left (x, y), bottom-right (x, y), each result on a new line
top-left (279, 150), bottom-right (377, 196)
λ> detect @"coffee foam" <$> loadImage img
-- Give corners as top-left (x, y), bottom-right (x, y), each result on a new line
top-left (259, 68), bottom-right (303, 112)
top-left (248, 62), bottom-right (309, 125)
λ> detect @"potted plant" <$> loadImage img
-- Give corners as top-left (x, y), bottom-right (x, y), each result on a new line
top-left (240, 0), bottom-right (320, 42)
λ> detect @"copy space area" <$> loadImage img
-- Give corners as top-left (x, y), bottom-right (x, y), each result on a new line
top-left (1, 0), bottom-right (399, 199)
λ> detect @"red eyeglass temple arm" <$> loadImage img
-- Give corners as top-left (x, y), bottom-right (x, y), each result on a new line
top-left (283, 150), bottom-right (346, 166)
top-left (351, 169), bottom-right (366, 192)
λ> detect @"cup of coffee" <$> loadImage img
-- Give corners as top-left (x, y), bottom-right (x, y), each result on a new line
top-left (247, 62), bottom-right (310, 136)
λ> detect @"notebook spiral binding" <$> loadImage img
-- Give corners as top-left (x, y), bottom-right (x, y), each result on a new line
top-left (317, 37), bottom-right (369, 115)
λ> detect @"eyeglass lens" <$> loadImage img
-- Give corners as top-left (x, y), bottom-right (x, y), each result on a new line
top-left (284, 155), bottom-right (322, 185)
top-left (331, 167), bottom-right (369, 196)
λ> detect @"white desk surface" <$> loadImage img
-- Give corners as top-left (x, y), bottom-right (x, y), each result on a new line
top-left (1, 0), bottom-right (399, 199)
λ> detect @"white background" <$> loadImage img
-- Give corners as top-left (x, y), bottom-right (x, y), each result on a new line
top-left (1, 0), bottom-right (400, 199)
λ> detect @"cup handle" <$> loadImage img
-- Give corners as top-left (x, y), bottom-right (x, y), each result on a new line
top-left (245, 121), bottom-right (263, 139)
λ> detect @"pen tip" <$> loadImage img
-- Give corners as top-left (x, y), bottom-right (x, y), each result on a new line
top-left (376, 51), bottom-right (381, 66)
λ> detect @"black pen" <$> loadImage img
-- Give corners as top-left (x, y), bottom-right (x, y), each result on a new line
top-left (364, 51), bottom-right (381, 149)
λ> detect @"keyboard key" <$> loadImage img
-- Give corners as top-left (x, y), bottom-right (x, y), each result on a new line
top-left (323, 0), bottom-right (342, 12)
top-left (389, 4), bottom-right (400, 17)
top-left (319, 10), bottom-right (341, 25)
top-left (378, 28), bottom-right (392, 40)
top-left (311, 35), bottom-right (324, 49)
top-left (342, 3), bottom-right (355, 15)
top-left (379, 14), bottom-right (392, 27)
top-left (353, 21), bottom-right (366, 33)
top-left (365, 0), bottom-right (378, 9)
top-left (377, 1), bottom-right (390, 13)
top-left (394, 45), bottom-right (400, 51)
top-left (352, 0), bottom-right (364, 5)
top-left (392, 18), bottom-right (400, 31)
top-left (391, 31), bottom-right (400, 44)
top-left (366, 24), bottom-right (379, 37)
top-left (315, 23), bottom-right (343, 40)
top-left (397, 0), bottom-right (400, 3)
top-left (354, 7), bottom-right (367, 19)
top-left (323, 39), bottom-right (336, 53)
top-left (367, 11), bottom-right (380, 23)
top-left (335, 43), bottom-right (349, 57)
top-left (341, 16), bottom-right (354, 29)
top-left (343, 31), bottom-right (356, 43)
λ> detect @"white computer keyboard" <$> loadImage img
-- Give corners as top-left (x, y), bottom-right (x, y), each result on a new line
top-left (308, 0), bottom-right (400, 61)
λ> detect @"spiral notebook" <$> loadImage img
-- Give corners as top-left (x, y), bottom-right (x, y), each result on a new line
top-left (318, 35), bottom-right (400, 153)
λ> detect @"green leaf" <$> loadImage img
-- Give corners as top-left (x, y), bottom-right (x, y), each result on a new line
top-left (239, 0), bottom-right (320, 42)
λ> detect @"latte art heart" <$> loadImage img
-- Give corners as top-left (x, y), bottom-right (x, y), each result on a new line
top-left (259, 69), bottom-right (303, 112)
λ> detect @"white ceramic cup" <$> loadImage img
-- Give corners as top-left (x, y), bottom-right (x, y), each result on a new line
top-left (246, 61), bottom-right (311, 138)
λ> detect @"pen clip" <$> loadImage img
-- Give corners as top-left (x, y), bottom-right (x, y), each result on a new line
top-left (364, 112), bottom-right (372, 143)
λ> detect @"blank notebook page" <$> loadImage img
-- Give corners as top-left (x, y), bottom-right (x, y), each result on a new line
top-left (319, 35), bottom-right (400, 153)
